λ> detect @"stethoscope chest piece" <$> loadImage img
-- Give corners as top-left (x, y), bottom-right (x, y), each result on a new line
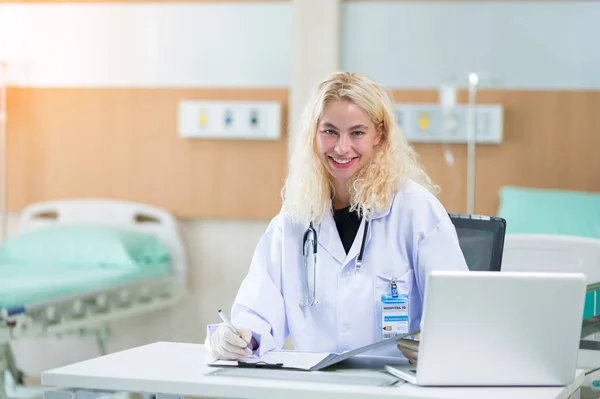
top-left (299, 299), bottom-right (320, 308)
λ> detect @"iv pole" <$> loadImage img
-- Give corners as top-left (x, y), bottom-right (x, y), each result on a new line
top-left (466, 73), bottom-right (479, 215)
top-left (0, 62), bottom-right (7, 245)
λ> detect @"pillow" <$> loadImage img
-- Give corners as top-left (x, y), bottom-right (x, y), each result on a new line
top-left (498, 186), bottom-right (600, 239)
top-left (0, 225), bottom-right (171, 269)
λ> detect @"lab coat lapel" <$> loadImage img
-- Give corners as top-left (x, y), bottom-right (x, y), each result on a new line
top-left (317, 211), bottom-right (346, 264)
top-left (317, 200), bottom-right (391, 267)
top-left (343, 217), bottom-right (372, 267)
top-left (343, 202), bottom-right (391, 268)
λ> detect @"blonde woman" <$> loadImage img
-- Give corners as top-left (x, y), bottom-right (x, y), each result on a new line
top-left (206, 72), bottom-right (468, 363)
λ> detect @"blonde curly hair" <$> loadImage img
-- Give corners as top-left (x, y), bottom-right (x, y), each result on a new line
top-left (282, 72), bottom-right (438, 224)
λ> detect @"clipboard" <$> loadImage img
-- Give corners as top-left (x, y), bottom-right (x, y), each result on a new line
top-left (205, 367), bottom-right (403, 387)
top-left (208, 330), bottom-right (419, 371)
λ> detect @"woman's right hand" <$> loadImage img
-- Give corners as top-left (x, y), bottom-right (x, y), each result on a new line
top-left (210, 324), bottom-right (254, 360)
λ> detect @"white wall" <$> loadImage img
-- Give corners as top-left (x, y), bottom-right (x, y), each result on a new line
top-left (289, 0), bottom-right (340, 144)
top-left (342, 1), bottom-right (600, 89)
top-left (3, 1), bottom-right (599, 89)
top-left (0, 3), bottom-right (291, 87)
top-left (0, 4), bottom-right (27, 83)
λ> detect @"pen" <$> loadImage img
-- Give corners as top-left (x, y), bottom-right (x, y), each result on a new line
top-left (217, 309), bottom-right (253, 356)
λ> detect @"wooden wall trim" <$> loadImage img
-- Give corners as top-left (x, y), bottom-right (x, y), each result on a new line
top-left (393, 89), bottom-right (600, 216)
top-left (7, 87), bottom-right (600, 219)
top-left (7, 88), bottom-right (289, 220)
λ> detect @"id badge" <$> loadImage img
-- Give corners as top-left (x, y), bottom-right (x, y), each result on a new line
top-left (381, 293), bottom-right (409, 339)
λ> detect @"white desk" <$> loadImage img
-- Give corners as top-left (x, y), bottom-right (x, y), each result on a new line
top-left (41, 342), bottom-right (584, 399)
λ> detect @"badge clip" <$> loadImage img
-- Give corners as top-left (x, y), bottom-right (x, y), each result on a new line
top-left (391, 277), bottom-right (399, 298)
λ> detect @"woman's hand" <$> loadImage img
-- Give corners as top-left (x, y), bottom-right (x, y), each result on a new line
top-left (397, 340), bottom-right (419, 364)
top-left (397, 332), bottom-right (420, 364)
top-left (210, 325), bottom-right (254, 360)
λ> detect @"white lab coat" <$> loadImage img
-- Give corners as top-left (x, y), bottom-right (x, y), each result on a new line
top-left (206, 180), bottom-right (468, 358)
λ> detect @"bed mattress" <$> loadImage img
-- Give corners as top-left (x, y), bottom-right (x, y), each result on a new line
top-left (0, 262), bottom-right (169, 310)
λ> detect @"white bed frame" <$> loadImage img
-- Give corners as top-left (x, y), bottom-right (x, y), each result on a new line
top-left (502, 233), bottom-right (600, 390)
top-left (502, 233), bottom-right (600, 335)
top-left (0, 199), bottom-right (188, 399)
top-left (502, 234), bottom-right (600, 284)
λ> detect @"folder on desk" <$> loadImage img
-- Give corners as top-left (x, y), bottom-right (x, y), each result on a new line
top-left (208, 331), bottom-right (418, 371)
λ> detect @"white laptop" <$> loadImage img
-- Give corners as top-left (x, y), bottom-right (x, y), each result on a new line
top-left (386, 270), bottom-right (586, 386)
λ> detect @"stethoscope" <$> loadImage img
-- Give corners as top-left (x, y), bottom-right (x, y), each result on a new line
top-left (300, 219), bottom-right (369, 308)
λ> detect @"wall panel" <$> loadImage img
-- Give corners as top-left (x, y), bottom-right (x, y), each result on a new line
top-left (394, 90), bottom-right (600, 216)
top-left (7, 88), bottom-right (289, 219)
top-left (8, 88), bottom-right (600, 219)
top-left (343, 1), bottom-right (600, 89)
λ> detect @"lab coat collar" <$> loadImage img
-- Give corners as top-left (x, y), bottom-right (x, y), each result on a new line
top-left (343, 216), bottom-right (371, 268)
top-left (370, 201), bottom-right (392, 220)
top-left (317, 211), bottom-right (346, 264)
top-left (316, 199), bottom-right (392, 267)
top-left (344, 201), bottom-right (393, 266)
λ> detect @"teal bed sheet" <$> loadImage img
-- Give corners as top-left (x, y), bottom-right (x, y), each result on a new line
top-left (0, 224), bottom-right (172, 310)
top-left (0, 262), bottom-right (169, 309)
top-left (498, 186), bottom-right (600, 239)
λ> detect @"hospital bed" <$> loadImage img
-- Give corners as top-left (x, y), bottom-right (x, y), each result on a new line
top-left (497, 186), bottom-right (600, 397)
top-left (501, 233), bottom-right (600, 398)
top-left (497, 186), bottom-right (600, 320)
top-left (0, 199), bottom-right (188, 399)
top-left (502, 234), bottom-right (600, 320)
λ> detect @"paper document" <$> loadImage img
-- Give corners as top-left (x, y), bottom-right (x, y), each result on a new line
top-left (208, 330), bottom-right (419, 371)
